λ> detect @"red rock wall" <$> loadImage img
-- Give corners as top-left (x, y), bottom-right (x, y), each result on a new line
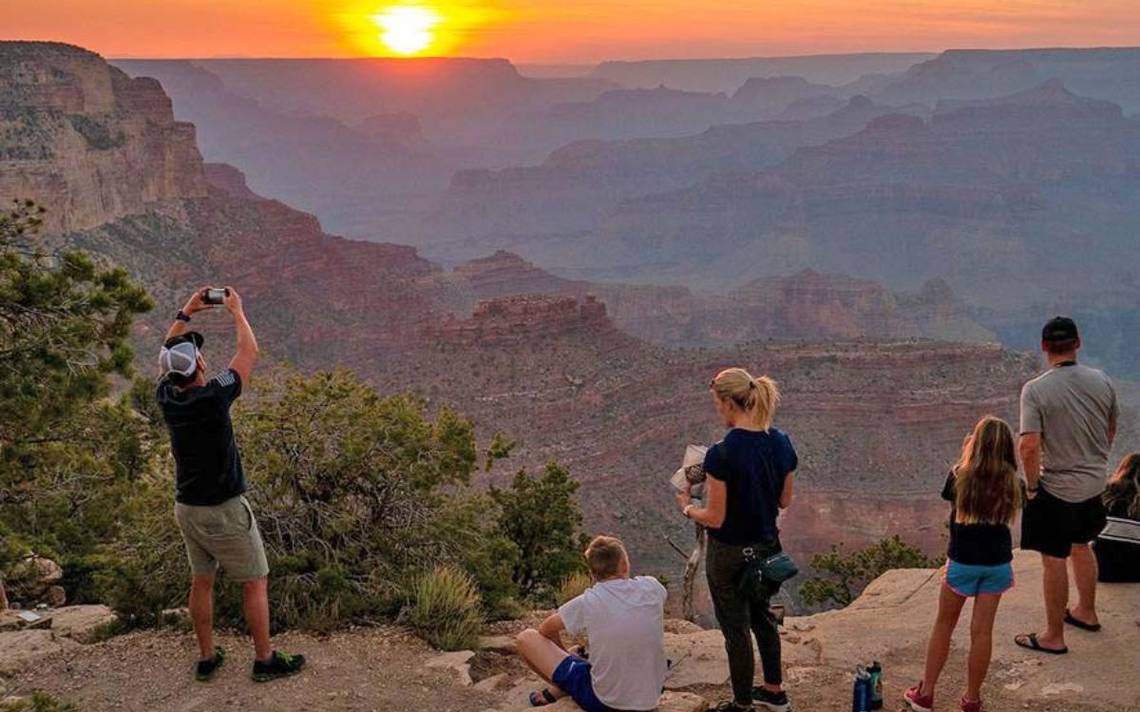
top-left (0, 42), bottom-right (206, 233)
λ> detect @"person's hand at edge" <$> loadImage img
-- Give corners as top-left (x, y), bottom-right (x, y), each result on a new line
top-left (182, 286), bottom-right (209, 315)
top-left (223, 286), bottom-right (243, 316)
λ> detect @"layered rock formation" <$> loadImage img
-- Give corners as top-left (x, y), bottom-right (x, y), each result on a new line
top-left (436, 252), bottom-right (993, 347)
top-left (423, 295), bottom-right (610, 346)
top-left (872, 47), bottom-right (1140, 113)
top-left (432, 95), bottom-right (925, 245)
top-left (0, 42), bottom-right (1053, 577)
top-left (589, 53), bottom-right (934, 93)
top-left (0, 42), bottom-right (205, 233)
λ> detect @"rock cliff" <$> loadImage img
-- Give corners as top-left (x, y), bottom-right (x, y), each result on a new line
top-left (0, 42), bottom-right (206, 233)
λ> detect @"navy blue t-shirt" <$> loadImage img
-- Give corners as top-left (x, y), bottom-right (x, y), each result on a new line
top-left (157, 369), bottom-right (246, 506)
top-left (703, 428), bottom-right (798, 545)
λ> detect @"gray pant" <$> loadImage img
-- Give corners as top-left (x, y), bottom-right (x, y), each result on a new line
top-left (706, 536), bottom-right (783, 704)
top-left (175, 495), bottom-right (269, 582)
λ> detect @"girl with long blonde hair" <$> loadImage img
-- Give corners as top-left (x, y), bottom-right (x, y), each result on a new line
top-left (906, 416), bottom-right (1023, 712)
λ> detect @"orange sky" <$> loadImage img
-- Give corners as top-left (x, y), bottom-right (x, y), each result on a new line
top-left (7, 0), bottom-right (1140, 63)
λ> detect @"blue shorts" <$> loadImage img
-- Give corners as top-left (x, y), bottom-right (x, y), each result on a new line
top-left (552, 655), bottom-right (613, 712)
top-left (945, 560), bottom-right (1014, 597)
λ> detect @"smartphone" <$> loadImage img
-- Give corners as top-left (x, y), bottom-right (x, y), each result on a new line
top-left (203, 287), bottom-right (229, 305)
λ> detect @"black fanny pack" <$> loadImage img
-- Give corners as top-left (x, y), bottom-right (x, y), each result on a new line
top-left (740, 544), bottom-right (799, 600)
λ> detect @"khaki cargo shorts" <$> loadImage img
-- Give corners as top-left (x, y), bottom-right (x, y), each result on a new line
top-left (174, 495), bottom-right (269, 582)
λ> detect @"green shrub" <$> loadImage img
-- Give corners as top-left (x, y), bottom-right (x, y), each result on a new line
top-left (556, 571), bottom-right (593, 606)
top-left (405, 566), bottom-right (484, 651)
top-left (801, 535), bottom-right (942, 609)
top-left (490, 463), bottom-right (587, 601)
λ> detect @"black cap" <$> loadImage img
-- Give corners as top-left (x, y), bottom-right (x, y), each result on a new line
top-left (1042, 316), bottom-right (1079, 343)
top-left (163, 331), bottom-right (204, 350)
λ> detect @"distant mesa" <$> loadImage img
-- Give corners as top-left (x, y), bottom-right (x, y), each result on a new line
top-left (422, 294), bottom-right (611, 346)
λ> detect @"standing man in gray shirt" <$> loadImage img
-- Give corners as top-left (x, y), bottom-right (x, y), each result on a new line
top-left (1015, 317), bottom-right (1119, 656)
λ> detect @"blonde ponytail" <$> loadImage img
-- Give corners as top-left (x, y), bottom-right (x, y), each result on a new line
top-left (711, 368), bottom-right (781, 430)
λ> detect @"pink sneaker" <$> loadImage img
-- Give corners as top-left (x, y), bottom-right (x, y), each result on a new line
top-left (960, 697), bottom-right (983, 712)
top-left (904, 684), bottom-right (934, 712)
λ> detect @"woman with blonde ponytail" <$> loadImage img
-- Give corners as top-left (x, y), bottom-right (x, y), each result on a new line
top-left (677, 368), bottom-right (797, 712)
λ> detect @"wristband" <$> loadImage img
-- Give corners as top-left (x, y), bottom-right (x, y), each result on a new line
top-left (176, 310), bottom-right (191, 323)
top-left (683, 504), bottom-right (695, 519)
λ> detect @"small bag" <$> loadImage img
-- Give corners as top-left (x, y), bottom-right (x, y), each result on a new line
top-left (759, 551), bottom-right (799, 583)
top-left (740, 547), bottom-right (799, 601)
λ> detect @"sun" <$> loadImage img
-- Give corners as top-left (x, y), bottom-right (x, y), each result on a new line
top-left (372, 5), bottom-right (441, 55)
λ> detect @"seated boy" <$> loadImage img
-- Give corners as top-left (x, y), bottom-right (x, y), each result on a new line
top-left (516, 535), bottom-right (668, 712)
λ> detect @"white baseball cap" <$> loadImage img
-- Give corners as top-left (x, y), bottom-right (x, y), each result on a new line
top-left (159, 332), bottom-right (204, 378)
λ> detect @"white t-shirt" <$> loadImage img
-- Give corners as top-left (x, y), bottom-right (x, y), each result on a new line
top-left (558, 576), bottom-right (668, 711)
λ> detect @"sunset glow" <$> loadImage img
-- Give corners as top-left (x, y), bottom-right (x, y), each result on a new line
top-left (372, 5), bottom-right (441, 55)
top-left (5, 1), bottom-right (1140, 61)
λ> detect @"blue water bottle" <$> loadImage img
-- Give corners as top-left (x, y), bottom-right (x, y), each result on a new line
top-left (852, 665), bottom-right (871, 712)
top-left (868, 661), bottom-right (883, 710)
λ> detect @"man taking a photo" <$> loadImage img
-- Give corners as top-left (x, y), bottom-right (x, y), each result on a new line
top-left (158, 287), bottom-right (305, 683)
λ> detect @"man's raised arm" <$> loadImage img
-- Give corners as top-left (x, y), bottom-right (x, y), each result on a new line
top-left (165, 288), bottom-right (208, 342)
top-left (224, 287), bottom-right (258, 384)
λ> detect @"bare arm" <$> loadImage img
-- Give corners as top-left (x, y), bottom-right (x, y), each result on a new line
top-left (779, 472), bottom-right (795, 509)
top-left (537, 612), bottom-right (565, 644)
top-left (1019, 432), bottom-right (1042, 496)
top-left (686, 477), bottom-right (727, 529)
top-left (163, 288), bottom-right (208, 342)
top-left (224, 288), bottom-right (258, 384)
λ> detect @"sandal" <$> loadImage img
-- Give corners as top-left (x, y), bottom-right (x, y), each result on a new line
top-left (529, 689), bottom-right (558, 707)
top-left (1014, 633), bottom-right (1067, 655)
top-left (1064, 609), bottom-right (1101, 632)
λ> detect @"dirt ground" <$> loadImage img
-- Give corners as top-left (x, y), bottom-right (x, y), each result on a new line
top-left (1, 623), bottom-right (1120, 712)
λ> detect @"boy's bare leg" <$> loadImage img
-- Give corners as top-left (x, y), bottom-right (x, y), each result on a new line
top-left (516, 629), bottom-right (569, 699)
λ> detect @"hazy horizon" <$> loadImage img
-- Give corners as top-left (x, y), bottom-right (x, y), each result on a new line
top-left (9, 1), bottom-right (1140, 63)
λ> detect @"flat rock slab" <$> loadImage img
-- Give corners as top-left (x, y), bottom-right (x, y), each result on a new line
top-left (50, 604), bottom-right (118, 643)
top-left (425, 649), bottom-right (476, 686)
top-left (0, 629), bottom-right (79, 674)
top-left (479, 635), bottom-right (517, 654)
top-left (664, 630), bottom-right (730, 688)
top-left (786, 551), bottom-right (1140, 710)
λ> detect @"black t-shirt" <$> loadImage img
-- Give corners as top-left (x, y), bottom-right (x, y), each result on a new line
top-left (157, 369), bottom-right (246, 506)
top-left (703, 428), bottom-right (797, 545)
top-left (942, 472), bottom-right (1013, 566)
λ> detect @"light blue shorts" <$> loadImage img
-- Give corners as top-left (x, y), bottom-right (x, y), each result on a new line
top-left (945, 560), bottom-right (1014, 597)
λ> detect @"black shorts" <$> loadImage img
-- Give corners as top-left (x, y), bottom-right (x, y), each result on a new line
top-left (1021, 488), bottom-right (1107, 559)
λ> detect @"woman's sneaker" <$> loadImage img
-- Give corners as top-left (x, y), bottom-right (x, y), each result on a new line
top-left (251, 650), bottom-right (306, 682)
top-left (195, 646), bottom-right (225, 682)
top-left (960, 696), bottom-right (984, 712)
top-left (904, 684), bottom-right (934, 712)
top-left (752, 687), bottom-right (791, 712)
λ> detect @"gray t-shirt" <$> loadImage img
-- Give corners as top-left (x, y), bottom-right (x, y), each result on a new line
top-left (558, 576), bottom-right (667, 710)
top-left (1020, 363), bottom-right (1119, 503)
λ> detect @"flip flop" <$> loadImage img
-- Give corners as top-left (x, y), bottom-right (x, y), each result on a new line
top-left (529, 689), bottom-right (558, 707)
top-left (1014, 633), bottom-right (1068, 655)
top-left (1064, 609), bottom-right (1102, 632)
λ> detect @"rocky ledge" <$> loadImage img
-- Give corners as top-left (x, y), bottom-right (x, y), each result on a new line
top-left (1, 551), bottom-right (1135, 710)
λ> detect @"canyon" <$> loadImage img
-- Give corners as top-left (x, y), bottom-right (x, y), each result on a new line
top-left (3, 41), bottom-right (1136, 579)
